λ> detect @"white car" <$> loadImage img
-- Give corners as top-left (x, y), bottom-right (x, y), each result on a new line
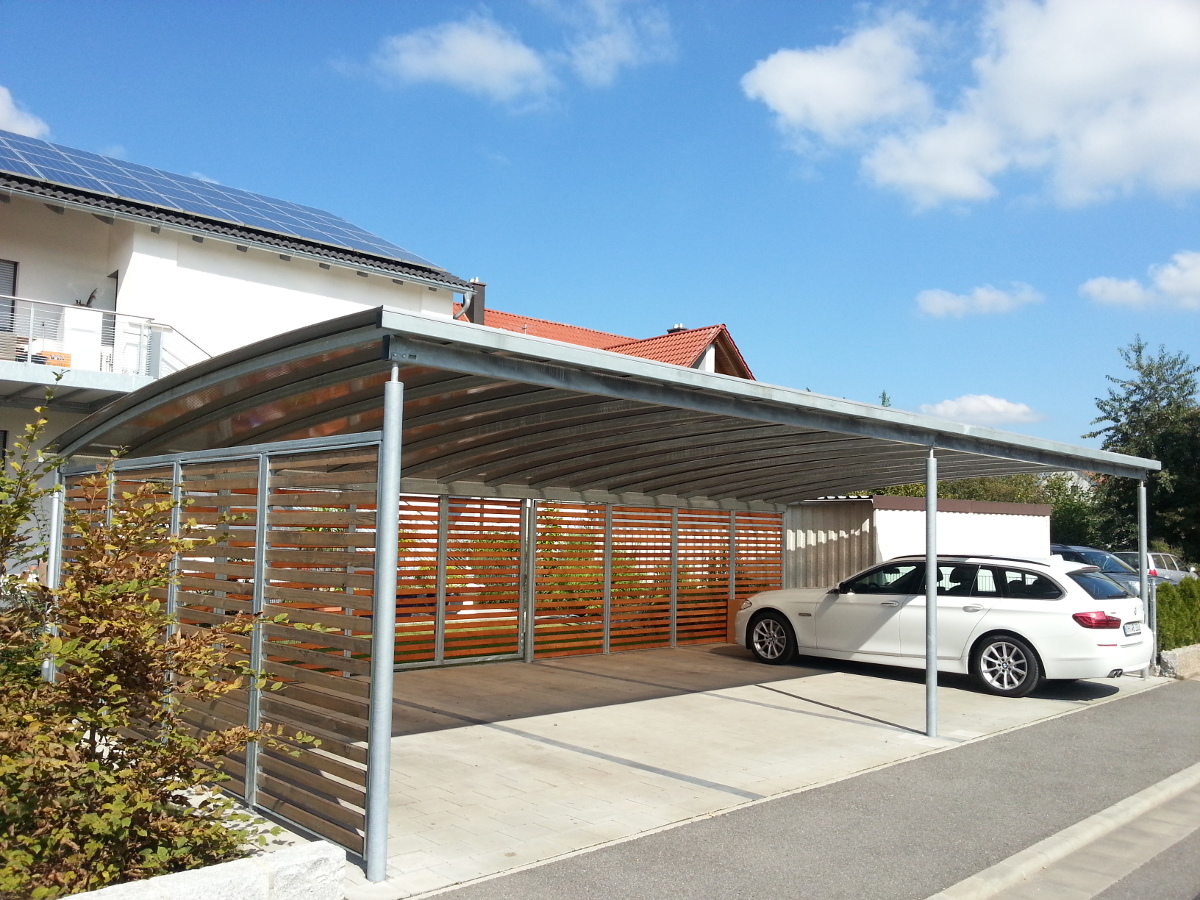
top-left (735, 555), bottom-right (1149, 698)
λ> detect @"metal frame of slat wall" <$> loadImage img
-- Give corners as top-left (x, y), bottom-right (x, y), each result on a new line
top-left (61, 434), bottom-right (384, 860)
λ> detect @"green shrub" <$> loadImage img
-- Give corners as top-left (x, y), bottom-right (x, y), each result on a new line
top-left (1156, 578), bottom-right (1200, 652)
top-left (0, 409), bottom-right (309, 898)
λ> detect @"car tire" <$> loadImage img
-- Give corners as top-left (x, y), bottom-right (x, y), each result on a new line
top-left (748, 611), bottom-right (796, 665)
top-left (971, 634), bottom-right (1041, 698)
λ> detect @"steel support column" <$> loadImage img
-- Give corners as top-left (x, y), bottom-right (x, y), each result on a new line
top-left (165, 461), bottom-right (182, 639)
top-left (1138, 479), bottom-right (1155, 676)
top-left (602, 504), bottom-right (613, 654)
top-left (244, 453), bottom-right (270, 808)
top-left (925, 449), bottom-right (938, 739)
top-left (728, 511), bottom-right (738, 643)
top-left (670, 507), bottom-right (679, 648)
top-left (365, 368), bottom-right (404, 883)
top-left (435, 495), bottom-right (449, 664)
top-left (521, 499), bottom-right (538, 663)
top-left (43, 469), bottom-right (65, 683)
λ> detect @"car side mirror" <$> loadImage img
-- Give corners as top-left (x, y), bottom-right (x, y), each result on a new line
top-left (837, 582), bottom-right (852, 594)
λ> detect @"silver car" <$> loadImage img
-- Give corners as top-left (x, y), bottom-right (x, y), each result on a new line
top-left (1113, 551), bottom-right (1196, 585)
top-left (1049, 544), bottom-right (1168, 596)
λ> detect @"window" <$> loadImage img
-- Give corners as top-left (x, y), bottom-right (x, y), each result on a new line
top-left (844, 563), bottom-right (924, 594)
top-left (972, 567), bottom-right (1003, 597)
top-left (0, 260), bottom-right (15, 333)
top-left (1070, 572), bottom-right (1130, 600)
top-left (935, 564), bottom-right (978, 596)
top-left (998, 568), bottom-right (1062, 600)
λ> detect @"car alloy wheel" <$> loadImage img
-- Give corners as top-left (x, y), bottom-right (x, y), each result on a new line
top-left (972, 635), bottom-right (1041, 698)
top-left (749, 612), bottom-right (795, 665)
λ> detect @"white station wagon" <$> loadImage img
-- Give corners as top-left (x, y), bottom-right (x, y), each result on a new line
top-left (735, 555), bottom-right (1149, 697)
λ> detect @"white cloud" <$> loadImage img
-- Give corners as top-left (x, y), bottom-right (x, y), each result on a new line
top-left (916, 282), bottom-right (1043, 318)
top-left (745, 0), bottom-right (1200, 207)
top-left (371, 2), bottom-right (672, 105)
top-left (0, 86), bottom-right (49, 138)
top-left (1081, 250), bottom-right (1200, 310)
top-left (920, 394), bottom-right (1044, 425)
top-left (373, 15), bottom-right (554, 104)
top-left (741, 13), bottom-right (931, 148)
top-left (557, 0), bottom-right (675, 87)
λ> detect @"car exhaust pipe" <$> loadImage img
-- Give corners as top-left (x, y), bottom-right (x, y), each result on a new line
top-left (1107, 668), bottom-right (1124, 678)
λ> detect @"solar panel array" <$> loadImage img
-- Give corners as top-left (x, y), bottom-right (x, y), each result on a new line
top-left (0, 128), bottom-right (437, 269)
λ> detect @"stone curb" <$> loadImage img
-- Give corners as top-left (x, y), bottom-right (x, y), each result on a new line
top-left (923, 759), bottom-right (1200, 900)
top-left (1159, 643), bottom-right (1200, 680)
top-left (71, 841), bottom-right (345, 900)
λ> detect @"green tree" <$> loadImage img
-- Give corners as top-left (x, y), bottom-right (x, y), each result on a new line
top-left (1085, 338), bottom-right (1200, 560)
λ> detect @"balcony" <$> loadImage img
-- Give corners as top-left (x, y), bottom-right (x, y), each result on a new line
top-left (0, 295), bottom-right (208, 379)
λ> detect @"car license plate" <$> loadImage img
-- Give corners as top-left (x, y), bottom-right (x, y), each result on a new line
top-left (1124, 622), bottom-right (1142, 636)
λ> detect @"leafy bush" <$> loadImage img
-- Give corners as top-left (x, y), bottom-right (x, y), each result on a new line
top-left (0, 408), bottom-right (305, 899)
top-left (1156, 578), bottom-right (1200, 652)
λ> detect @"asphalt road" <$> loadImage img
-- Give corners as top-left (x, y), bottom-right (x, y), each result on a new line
top-left (439, 679), bottom-right (1200, 900)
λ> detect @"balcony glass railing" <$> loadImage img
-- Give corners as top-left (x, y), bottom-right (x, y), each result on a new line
top-left (0, 295), bottom-right (208, 379)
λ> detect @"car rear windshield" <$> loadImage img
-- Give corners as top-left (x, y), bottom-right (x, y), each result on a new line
top-left (1070, 572), bottom-right (1131, 600)
top-left (1075, 550), bottom-right (1136, 574)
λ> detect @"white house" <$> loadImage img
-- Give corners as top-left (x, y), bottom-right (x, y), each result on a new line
top-left (0, 128), bottom-right (475, 452)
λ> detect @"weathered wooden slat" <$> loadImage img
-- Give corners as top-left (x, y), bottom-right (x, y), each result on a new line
top-left (264, 584), bottom-right (373, 611)
top-left (257, 751), bottom-right (366, 805)
top-left (263, 566), bottom-right (374, 590)
top-left (262, 623), bottom-right (371, 655)
top-left (264, 604), bottom-right (371, 634)
top-left (265, 531), bottom-right (378, 548)
top-left (262, 641), bottom-right (371, 677)
top-left (227, 653), bottom-right (371, 699)
top-left (255, 790), bottom-right (365, 855)
top-left (269, 491), bottom-right (379, 507)
top-left (265, 548), bottom-right (377, 566)
top-left (259, 742), bottom-right (368, 788)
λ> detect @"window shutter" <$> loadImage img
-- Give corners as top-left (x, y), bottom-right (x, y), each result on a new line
top-left (0, 260), bottom-right (15, 296)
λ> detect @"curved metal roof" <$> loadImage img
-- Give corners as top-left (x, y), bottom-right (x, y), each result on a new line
top-left (54, 307), bottom-right (1158, 506)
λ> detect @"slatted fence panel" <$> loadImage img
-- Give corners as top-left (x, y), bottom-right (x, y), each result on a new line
top-left (676, 509), bottom-right (732, 644)
top-left (255, 447), bottom-right (376, 855)
top-left (444, 498), bottom-right (523, 660)
top-left (395, 495), bottom-right (439, 665)
top-left (533, 502), bottom-right (606, 658)
top-left (734, 511), bottom-right (784, 601)
top-left (609, 507), bottom-right (673, 651)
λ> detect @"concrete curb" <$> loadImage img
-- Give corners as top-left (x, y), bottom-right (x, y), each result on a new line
top-left (70, 841), bottom-right (345, 900)
top-left (923, 759), bottom-right (1200, 900)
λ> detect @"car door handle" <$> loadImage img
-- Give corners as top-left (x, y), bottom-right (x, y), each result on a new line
top-left (879, 600), bottom-right (900, 607)
top-left (963, 604), bottom-right (983, 612)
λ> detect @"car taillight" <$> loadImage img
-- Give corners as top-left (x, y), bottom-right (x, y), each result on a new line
top-left (1073, 611), bottom-right (1122, 629)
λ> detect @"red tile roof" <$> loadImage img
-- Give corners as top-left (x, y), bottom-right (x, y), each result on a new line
top-left (451, 305), bottom-right (754, 379)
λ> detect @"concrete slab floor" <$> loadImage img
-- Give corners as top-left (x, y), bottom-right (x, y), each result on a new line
top-left (342, 644), bottom-right (1169, 900)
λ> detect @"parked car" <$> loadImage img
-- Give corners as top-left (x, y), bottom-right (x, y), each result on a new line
top-left (735, 555), bottom-right (1148, 698)
top-left (1049, 544), bottom-right (1167, 596)
top-left (1112, 550), bottom-right (1196, 585)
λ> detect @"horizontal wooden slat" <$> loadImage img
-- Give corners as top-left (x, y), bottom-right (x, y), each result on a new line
top-left (265, 584), bottom-right (373, 611)
top-left (264, 566), bottom-right (374, 590)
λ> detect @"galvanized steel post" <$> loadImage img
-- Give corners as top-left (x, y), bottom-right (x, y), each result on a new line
top-left (925, 449), bottom-right (938, 739)
top-left (43, 469), bottom-right (65, 683)
top-left (245, 452), bottom-right (270, 808)
top-left (602, 504), bottom-right (612, 654)
top-left (366, 367), bottom-right (403, 883)
top-left (435, 495), bottom-right (449, 664)
top-left (166, 461), bottom-right (182, 638)
top-left (521, 499), bottom-right (538, 663)
top-left (1138, 479), bottom-right (1154, 676)
top-left (669, 507), bottom-right (679, 648)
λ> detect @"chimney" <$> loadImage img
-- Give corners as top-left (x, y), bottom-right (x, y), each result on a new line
top-left (467, 278), bottom-right (486, 324)
top-left (667, 323), bottom-right (687, 333)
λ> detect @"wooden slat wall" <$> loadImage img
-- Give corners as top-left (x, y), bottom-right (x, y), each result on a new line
top-left (733, 511), bottom-right (785, 601)
top-left (256, 447), bottom-right (376, 855)
top-left (395, 496), bottom-right (439, 665)
top-left (533, 503), bottom-right (606, 658)
top-left (676, 510), bottom-right (732, 645)
top-left (608, 507), bottom-right (674, 652)
top-left (444, 498), bottom-right (522, 660)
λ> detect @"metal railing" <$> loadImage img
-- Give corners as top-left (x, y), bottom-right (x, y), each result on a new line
top-left (0, 294), bottom-right (208, 378)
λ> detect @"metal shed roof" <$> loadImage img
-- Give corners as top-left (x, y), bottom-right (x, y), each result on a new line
top-left (54, 307), bottom-right (1158, 507)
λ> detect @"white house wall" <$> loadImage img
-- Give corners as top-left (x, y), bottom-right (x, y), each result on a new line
top-left (874, 507), bottom-right (1049, 561)
top-left (0, 197), bottom-right (457, 355)
top-left (115, 227), bottom-right (454, 355)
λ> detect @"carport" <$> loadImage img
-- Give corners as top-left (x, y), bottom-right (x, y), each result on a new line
top-left (51, 306), bottom-right (1159, 881)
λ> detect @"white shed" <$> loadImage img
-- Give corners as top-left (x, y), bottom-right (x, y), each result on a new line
top-left (783, 496), bottom-right (1051, 589)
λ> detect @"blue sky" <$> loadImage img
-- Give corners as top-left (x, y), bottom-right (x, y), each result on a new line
top-left (2, 0), bottom-right (1197, 447)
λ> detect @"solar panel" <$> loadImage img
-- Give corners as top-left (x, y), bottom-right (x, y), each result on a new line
top-left (0, 129), bottom-right (438, 269)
